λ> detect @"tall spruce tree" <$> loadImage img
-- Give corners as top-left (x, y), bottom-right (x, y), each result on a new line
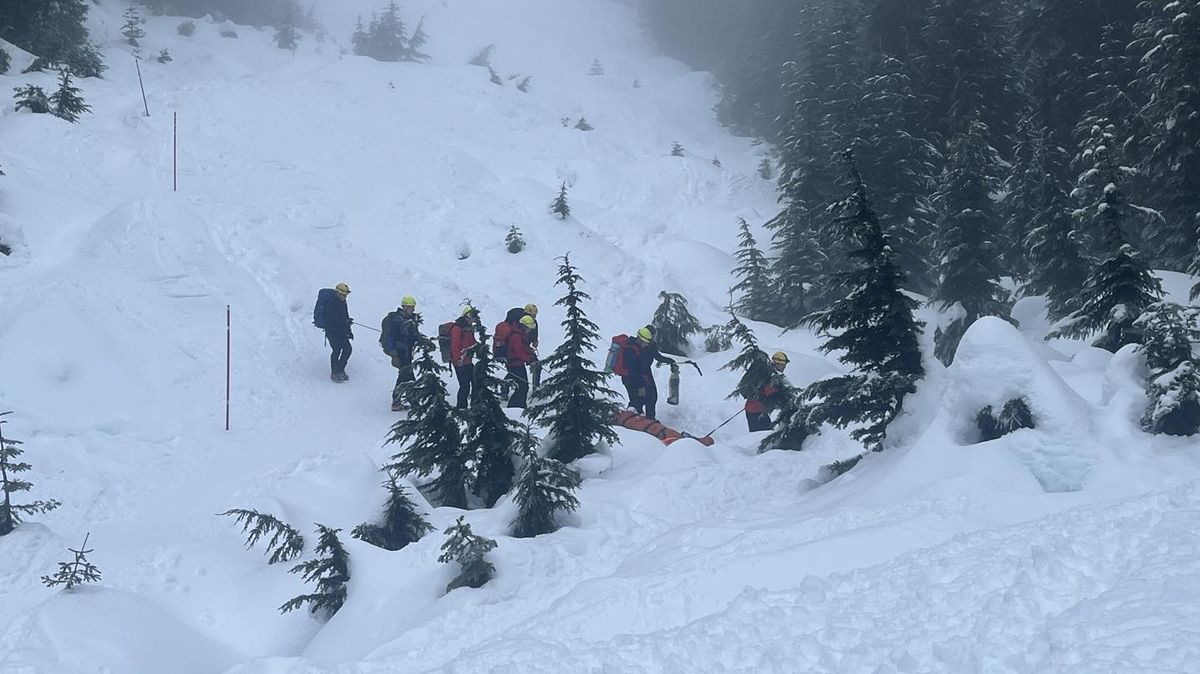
top-left (1050, 121), bottom-right (1163, 351)
top-left (1136, 303), bottom-right (1200, 436)
top-left (438, 516), bottom-right (497, 592)
top-left (525, 255), bottom-right (620, 463)
top-left (366, 1), bottom-right (410, 62)
top-left (0, 0), bottom-right (104, 77)
top-left (274, 0), bottom-right (301, 51)
top-left (510, 430), bottom-right (582, 538)
top-left (651, 291), bottom-right (702, 357)
top-left (383, 336), bottom-right (468, 508)
top-left (121, 7), bottom-right (146, 46)
top-left (351, 476), bottom-right (433, 551)
top-left (1133, 1), bottom-right (1200, 271)
top-left (855, 55), bottom-right (939, 293)
top-left (279, 525), bottom-right (350, 619)
top-left (464, 323), bottom-right (520, 507)
top-left (551, 183), bottom-right (571, 219)
top-left (730, 217), bottom-right (775, 323)
top-left (1020, 126), bottom-right (1092, 321)
top-left (930, 117), bottom-right (1011, 365)
top-left (790, 150), bottom-right (925, 450)
top-left (1, 412), bottom-right (62, 536)
top-left (408, 16), bottom-right (431, 61)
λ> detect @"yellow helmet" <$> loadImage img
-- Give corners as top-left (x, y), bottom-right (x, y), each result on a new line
top-left (401, 295), bottom-right (417, 308)
top-left (524, 303), bottom-right (539, 316)
top-left (334, 282), bottom-right (350, 295)
top-left (771, 351), bottom-right (790, 364)
top-left (519, 315), bottom-right (536, 329)
top-left (461, 305), bottom-right (476, 317)
top-left (637, 326), bottom-right (654, 342)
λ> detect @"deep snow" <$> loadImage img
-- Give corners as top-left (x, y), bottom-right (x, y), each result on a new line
top-left (2, 1), bottom-right (1200, 672)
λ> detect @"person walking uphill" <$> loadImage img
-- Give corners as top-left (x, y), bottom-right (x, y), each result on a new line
top-left (505, 314), bottom-right (538, 409)
top-left (746, 351), bottom-right (790, 431)
top-left (449, 306), bottom-right (480, 409)
top-left (622, 325), bottom-right (676, 420)
top-left (321, 282), bottom-right (354, 382)
top-left (381, 296), bottom-right (421, 411)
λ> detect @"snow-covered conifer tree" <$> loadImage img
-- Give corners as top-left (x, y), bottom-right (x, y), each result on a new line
top-left (280, 525), bottom-right (350, 619)
top-left (1136, 303), bottom-right (1200, 436)
top-left (589, 57), bottom-right (604, 76)
top-left (651, 291), bottom-right (701, 357)
top-left (0, 412), bottom-right (61, 537)
top-left (670, 142), bottom-right (685, 157)
top-left (121, 7), bottom-right (146, 46)
top-left (510, 429), bottom-right (582, 538)
top-left (731, 217), bottom-right (773, 323)
top-left (14, 85), bottom-right (50, 114)
top-left (526, 254), bottom-right (620, 463)
top-left (219, 508), bottom-right (305, 565)
top-left (505, 225), bottom-right (526, 253)
top-left (49, 70), bottom-right (90, 123)
top-left (351, 476), bottom-right (433, 551)
top-left (930, 117), bottom-right (1010, 365)
top-left (551, 183), bottom-right (571, 219)
top-left (384, 336), bottom-right (468, 508)
top-left (464, 323), bottom-right (519, 507)
top-left (438, 516), bottom-right (497, 592)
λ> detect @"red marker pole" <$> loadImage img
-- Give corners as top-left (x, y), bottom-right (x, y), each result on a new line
top-left (225, 305), bottom-right (231, 431)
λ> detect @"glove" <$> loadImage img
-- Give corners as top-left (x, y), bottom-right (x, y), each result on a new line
top-left (637, 388), bottom-right (647, 397)
top-left (348, 329), bottom-right (354, 340)
top-left (391, 356), bottom-right (402, 368)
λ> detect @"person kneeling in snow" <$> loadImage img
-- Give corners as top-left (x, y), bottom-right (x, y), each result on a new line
top-left (745, 351), bottom-right (790, 432)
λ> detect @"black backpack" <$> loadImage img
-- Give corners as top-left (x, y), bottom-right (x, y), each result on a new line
top-left (313, 289), bottom-right (337, 329)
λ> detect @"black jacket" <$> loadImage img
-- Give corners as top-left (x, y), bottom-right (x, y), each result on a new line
top-left (623, 340), bottom-right (674, 378)
top-left (323, 297), bottom-right (352, 337)
top-left (380, 310), bottom-right (421, 357)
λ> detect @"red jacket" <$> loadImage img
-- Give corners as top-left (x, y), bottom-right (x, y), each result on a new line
top-left (506, 328), bottom-right (535, 367)
top-left (450, 322), bottom-right (477, 365)
top-left (745, 383), bottom-right (780, 414)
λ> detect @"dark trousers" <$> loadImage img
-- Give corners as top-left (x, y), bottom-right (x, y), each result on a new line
top-left (327, 332), bottom-right (351, 374)
top-left (507, 364), bottom-right (529, 408)
top-left (391, 356), bottom-right (414, 404)
top-left (454, 363), bottom-right (474, 409)
top-left (622, 374), bottom-right (658, 419)
top-left (747, 411), bottom-right (773, 432)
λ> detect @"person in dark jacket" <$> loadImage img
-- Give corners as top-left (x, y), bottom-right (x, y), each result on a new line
top-left (380, 295), bottom-right (421, 411)
top-left (505, 315), bottom-right (538, 408)
top-left (621, 325), bottom-right (676, 420)
top-left (746, 351), bottom-right (790, 431)
top-left (324, 282), bottom-right (354, 381)
top-left (449, 306), bottom-right (480, 409)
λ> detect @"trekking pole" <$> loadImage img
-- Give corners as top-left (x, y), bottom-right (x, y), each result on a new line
top-left (703, 409), bottom-right (745, 438)
top-left (352, 320), bottom-right (381, 333)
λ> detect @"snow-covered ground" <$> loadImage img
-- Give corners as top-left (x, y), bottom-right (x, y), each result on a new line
top-left (2, 1), bottom-right (1200, 672)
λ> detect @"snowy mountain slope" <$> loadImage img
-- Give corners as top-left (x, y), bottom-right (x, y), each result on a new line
top-left (2, 1), bottom-right (1200, 672)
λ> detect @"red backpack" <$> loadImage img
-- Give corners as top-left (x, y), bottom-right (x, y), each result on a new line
top-left (494, 321), bottom-right (514, 359)
top-left (606, 335), bottom-right (636, 376)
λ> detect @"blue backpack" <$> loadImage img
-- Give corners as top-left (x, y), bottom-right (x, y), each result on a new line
top-left (313, 288), bottom-right (337, 329)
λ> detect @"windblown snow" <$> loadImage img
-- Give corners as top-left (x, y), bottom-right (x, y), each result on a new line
top-left (2, 1), bottom-right (1200, 672)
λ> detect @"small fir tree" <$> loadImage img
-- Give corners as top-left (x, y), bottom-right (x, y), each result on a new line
top-left (632, 77), bottom-right (641, 88)
top-left (0, 412), bottom-right (62, 536)
top-left (505, 225), bottom-right (526, 253)
top-left (511, 440), bottom-right (582, 538)
top-left (438, 516), bottom-right (497, 592)
top-left (731, 217), bottom-right (774, 323)
top-left (976, 398), bottom-right (1036, 442)
top-left (464, 323), bottom-right (520, 507)
top-left (383, 336), bottom-right (468, 508)
top-left (351, 476), bottom-right (433, 551)
top-left (49, 70), bottom-right (90, 123)
top-left (757, 157), bottom-right (772, 180)
top-left (793, 150), bottom-right (925, 451)
top-left (274, 0), bottom-right (301, 51)
top-left (526, 254), bottom-right (621, 463)
top-left (574, 117), bottom-right (593, 131)
top-left (1049, 122), bottom-right (1163, 351)
top-left (670, 142), bottom-right (685, 157)
top-left (488, 67), bottom-right (503, 85)
top-left (177, 20), bottom-right (196, 37)
top-left (712, 156), bottom-right (722, 168)
top-left (219, 508), bottom-right (305, 564)
top-left (121, 7), bottom-right (146, 46)
top-left (468, 44), bottom-right (495, 67)
top-left (517, 76), bottom-right (532, 93)
top-left (551, 183), bottom-right (571, 219)
top-left (589, 58), bottom-right (604, 76)
top-left (651, 291), bottom-right (702, 357)
top-left (157, 49), bottom-right (172, 64)
top-left (703, 323), bottom-right (733, 353)
top-left (1136, 303), bottom-right (1200, 436)
top-left (930, 117), bottom-right (1011, 365)
top-left (14, 85), bottom-right (51, 114)
top-left (280, 525), bottom-right (350, 619)
top-left (0, 47), bottom-right (11, 75)
top-left (41, 533), bottom-right (102, 590)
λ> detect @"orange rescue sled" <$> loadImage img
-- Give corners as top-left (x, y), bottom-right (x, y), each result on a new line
top-left (611, 410), bottom-right (715, 447)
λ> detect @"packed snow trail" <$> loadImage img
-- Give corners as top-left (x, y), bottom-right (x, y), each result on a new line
top-left (3, 1), bottom-right (1200, 672)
